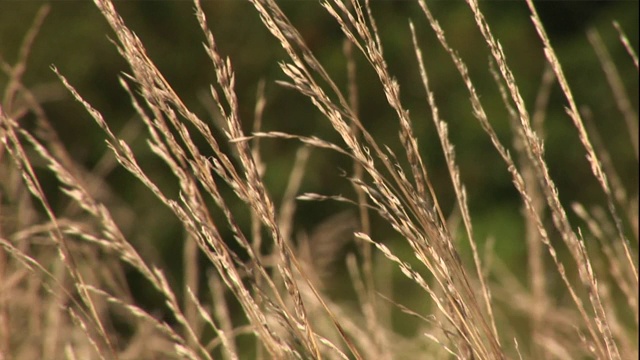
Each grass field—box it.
[1,1,638,359]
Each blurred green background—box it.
[1,0,638,347]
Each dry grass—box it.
[0,1,637,359]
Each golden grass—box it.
[0,1,637,359]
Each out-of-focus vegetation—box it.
[2,1,637,238]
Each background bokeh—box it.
[1,0,638,344]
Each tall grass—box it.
[0,1,637,359]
